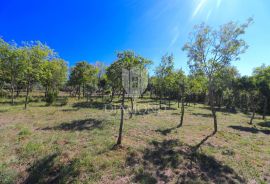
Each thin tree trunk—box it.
[159,94,162,109]
[83,83,85,98]
[102,90,104,102]
[129,97,134,119]
[16,89,20,98]
[78,85,81,100]
[24,82,30,109]
[250,107,255,125]
[45,85,48,98]
[263,97,268,120]
[177,96,180,108]
[11,81,14,105]
[110,90,115,103]
[209,86,217,134]
[178,96,185,127]
[116,89,125,145]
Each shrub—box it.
[59,97,68,106]
[45,92,58,105]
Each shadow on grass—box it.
[155,127,177,136]
[0,101,25,105]
[24,153,79,184]
[136,99,157,104]
[160,107,177,111]
[134,108,159,116]
[41,118,104,131]
[192,113,212,118]
[192,132,215,152]
[73,101,106,109]
[198,106,237,114]
[257,121,270,128]
[229,125,270,135]
[73,101,126,110]
[0,109,8,113]
[126,139,245,184]
[62,108,80,112]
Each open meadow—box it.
[1,96,269,184]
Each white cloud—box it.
[168,27,180,49]
[206,9,213,21]
[192,0,208,18]
[216,0,222,9]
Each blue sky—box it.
[0,0,270,75]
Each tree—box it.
[183,18,252,134]
[96,61,108,101]
[212,66,240,111]
[0,39,25,105]
[40,58,68,103]
[113,50,151,146]
[238,76,259,124]
[155,54,174,109]
[22,41,54,109]
[187,72,208,106]
[175,70,187,127]
[106,61,123,102]
[253,65,270,120]
[68,61,98,99]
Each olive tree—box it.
[21,41,54,109]
[111,51,151,146]
[253,65,270,120]
[40,58,68,103]
[0,39,25,105]
[183,18,252,134]
[155,54,174,109]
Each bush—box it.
[59,97,68,106]
[28,96,40,103]
[45,92,58,105]
[0,89,8,98]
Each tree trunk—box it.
[263,97,268,120]
[24,82,30,109]
[129,97,134,119]
[110,90,115,103]
[83,83,85,98]
[78,85,81,100]
[116,89,125,145]
[178,96,185,127]
[16,89,20,98]
[102,90,104,102]
[11,82,14,105]
[209,86,217,134]
[159,94,162,109]
[45,85,48,98]
[250,107,255,125]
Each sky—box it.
[0,0,270,75]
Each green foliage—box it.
[154,54,175,98]
[106,50,152,95]
[45,91,58,105]
[18,127,32,136]
[68,61,98,98]
[40,58,68,95]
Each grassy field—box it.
[0,96,270,184]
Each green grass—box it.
[0,96,270,183]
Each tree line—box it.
[1,18,270,145]
[0,39,67,108]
